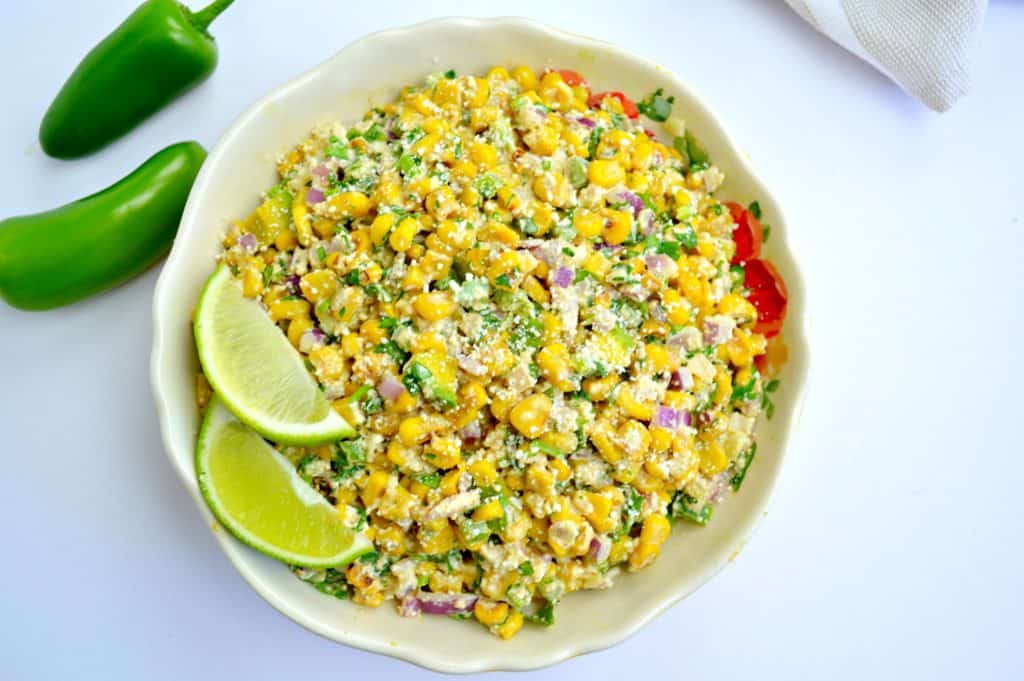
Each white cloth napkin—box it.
[784,0,987,111]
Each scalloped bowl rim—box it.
[151,16,809,674]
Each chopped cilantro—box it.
[676,225,698,250]
[748,201,762,220]
[730,443,757,491]
[587,127,601,160]
[656,240,681,260]
[730,373,759,403]
[380,315,398,329]
[443,69,456,79]
[495,273,512,288]
[475,173,501,199]
[637,88,674,122]
[670,491,713,526]
[374,340,410,366]
[518,561,534,576]
[316,246,327,261]
[762,224,772,242]
[524,600,556,626]
[398,153,421,176]
[417,472,442,489]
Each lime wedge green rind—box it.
[194,264,354,445]
[196,398,372,568]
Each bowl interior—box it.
[152,17,808,673]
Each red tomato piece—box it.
[744,258,788,338]
[587,91,639,119]
[724,201,763,264]
[550,68,589,89]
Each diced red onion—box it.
[608,189,644,216]
[576,116,596,129]
[709,473,729,503]
[553,266,573,288]
[652,151,664,166]
[284,274,301,296]
[655,405,681,430]
[588,536,611,563]
[414,591,478,616]
[681,409,693,427]
[669,367,694,391]
[596,242,622,252]
[399,595,421,618]
[311,165,330,181]
[703,318,732,345]
[238,233,258,254]
[299,328,326,354]
[460,420,482,443]
[644,254,677,279]
[643,127,657,140]
[457,353,487,377]
[378,373,405,400]
[307,187,325,204]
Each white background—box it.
[1,1,1021,679]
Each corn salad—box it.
[205,65,786,639]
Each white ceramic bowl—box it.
[151,16,809,674]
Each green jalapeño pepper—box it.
[39,0,234,158]
[0,142,206,310]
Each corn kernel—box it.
[389,217,420,252]
[495,610,524,639]
[413,291,455,321]
[602,208,632,245]
[509,394,552,438]
[287,315,314,348]
[399,416,430,446]
[589,159,625,188]
[268,298,310,322]
[299,269,338,304]
[474,599,509,626]
[574,210,603,238]
[327,191,370,218]
[473,499,505,522]
[511,65,538,90]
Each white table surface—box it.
[2,1,1021,678]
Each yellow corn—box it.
[299,269,338,304]
[327,191,370,218]
[602,208,632,245]
[474,599,509,626]
[473,499,505,522]
[574,210,603,238]
[268,298,310,322]
[536,343,574,391]
[286,315,314,348]
[589,159,625,188]
[413,291,455,321]
[509,394,552,438]
[370,213,397,244]
[495,611,524,639]
[511,65,538,90]
[398,416,430,446]
[389,217,420,252]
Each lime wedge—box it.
[194,264,353,445]
[196,398,372,568]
